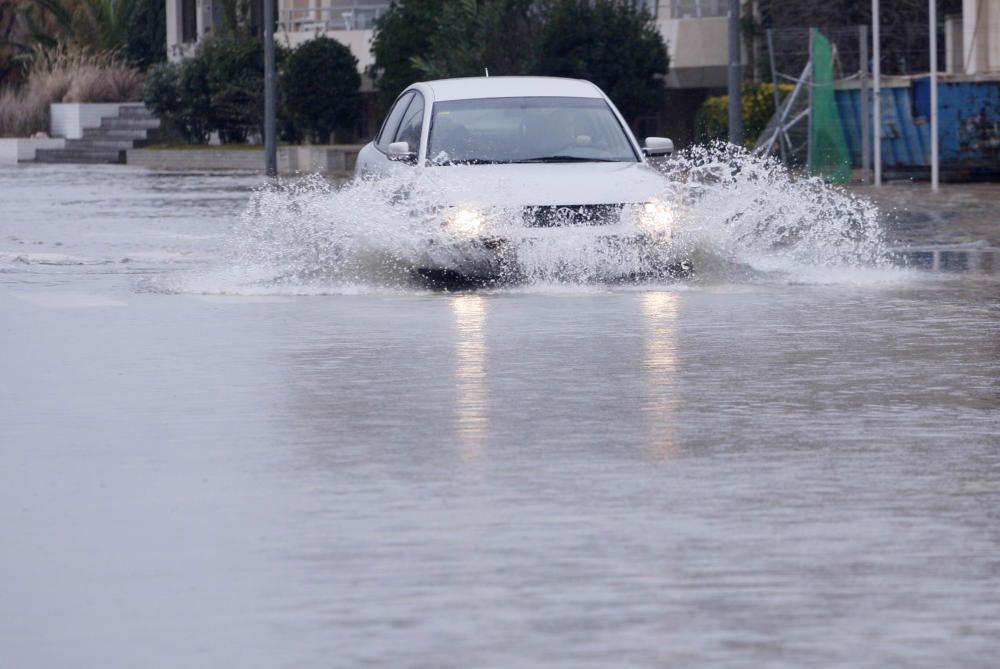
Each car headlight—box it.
[638,198,676,235]
[446,208,487,238]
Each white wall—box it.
[50,103,132,139]
[656,16,729,88]
[0,138,66,164]
[963,0,1000,74]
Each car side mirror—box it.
[642,137,674,158]
[388,141,416,163]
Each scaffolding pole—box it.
[860,24,871,184]
[807,28,815,172]
[873,0,882,186]
[766,29,788,163]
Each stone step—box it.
[34,105,160,164]
[117,105,155,118]
[65,138,138,150]
[35,148,124,164]
[82,127,150,140]
[100,118,160,131]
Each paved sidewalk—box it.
[849,181,1000,248]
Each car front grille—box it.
[522,204,625,228]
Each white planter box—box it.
[0,138,66,164]
[49,103,140,139]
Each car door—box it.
[356,90,425,178]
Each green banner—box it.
[810,31,852,183]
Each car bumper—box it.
[416,228,690,286]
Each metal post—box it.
[766,28,787,162]
[872,0,882,186]
[264,0,277,178]
[929,0,939,191]
[860,24,871,184]
[728,0,743,145]
[807,28,815,173]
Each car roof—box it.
[419,76,604,102]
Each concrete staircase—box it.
[35,105,160,164]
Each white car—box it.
[355,76,683,285]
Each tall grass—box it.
[0,47,144,137]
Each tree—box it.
[282,35,360,144]
[200,33,268,143]
[369,0,449,111]
[532,0,668,123]
[372,0,670,125]
[68,0,139,53]
[0,0,73,86]
[143,33,287,144]
[411,0,535,79]
[125,0,165,68]
[144,57,212,143]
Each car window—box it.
[376,91,415,151]
[392,92,425,154]
[427,97,638,165]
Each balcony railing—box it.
[279,1,389,32]
[666,0,727,19]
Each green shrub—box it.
[695,82,794,146]
[281,36,360,144]
[145,35,370,146]
[201,34,266,143]
[143,34,291,144]
[143,60,210,143]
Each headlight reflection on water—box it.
[452,294,488,461]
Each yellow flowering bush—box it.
[695,82,794,147]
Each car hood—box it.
[416,162,669,208]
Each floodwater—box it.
[1,162,998,668]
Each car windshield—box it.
[426,96,638,165]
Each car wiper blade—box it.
[513,156,619,163]
[437,158,511,165]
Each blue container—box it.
[834,77,1000,175]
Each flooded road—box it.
[2,164,999,667]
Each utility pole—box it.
[860,24,870,184]
[728,0,743,145]
[264,0,277,178]
[929,0,939,191]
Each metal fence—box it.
[764,23,946,83]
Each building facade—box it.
[164,0,732,87]
[163,0,734,142]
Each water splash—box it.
[218,143,889,293]
[662,143,888,280]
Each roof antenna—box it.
[484,67,489,77]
